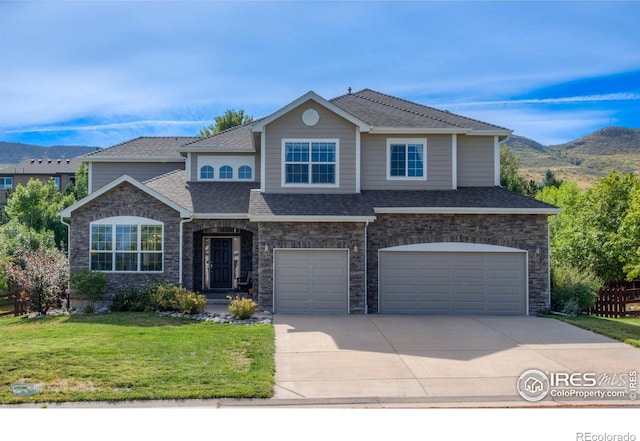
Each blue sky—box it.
[1,0,639,148]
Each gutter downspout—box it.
[59,214,71,310]
[547,213,560,309]
[179,216,194,286]
[364,220,369,314]
[59,215,71,260]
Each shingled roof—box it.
[143,170,259,214]
[330,89,509,132]
[179,120,263,152]
[142,170,558,218]
[84,137,197,161]
[0,157,83,174]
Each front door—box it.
[210,238,233,289]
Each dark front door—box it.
[210,238,233,289]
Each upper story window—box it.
[52,176,61,190]
[238,165,252,180]
[90,216,163,273]
[283,139,339,186]
[200,165,214,180]
[219,165,233,179]
[387,138,426,180]
[0,177,13,190]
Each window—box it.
[0,177,13,190]
[219,166,233,179]
[200,165,214,180]
[387,139,426,179]
[90,217,163,272]
[238,165,252,180]
[283,140,338,186]
[53,176,61,190]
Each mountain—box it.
[504,127,640,188]
[0,142,100,166]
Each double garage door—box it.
[273,244,527,315]
[379,244,527,314]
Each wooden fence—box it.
[591,281,640,318]
[0,290,27,317]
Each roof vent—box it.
[30,159,35,164]
[348,87,352,94]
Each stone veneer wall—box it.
[366,214,550,314]
[183,220,258,294]
[68,182,182,296]
[257,222,367,313]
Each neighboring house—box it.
[0,157,83,203]
[60,89,559,315]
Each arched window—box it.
[238,165,252,180]
[200,165,214,180]
[219,165,233,179]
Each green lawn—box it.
[0,312,275,404]
[553,315,640,348]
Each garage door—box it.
[379,243,527,315]
[274,249,349,314]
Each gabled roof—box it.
[177,121,261,153]
[59,174,191,218]
[331,89,511,135]
[0,157,82,175]
[83,137,196,162]
[252,91,371,132]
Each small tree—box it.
[199,109,253,137]
[5,247,69,314]
[70,269,107,311]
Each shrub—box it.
[228,295,257,319]
[551,265,603,314]
[110,284,155,312]
[150,282,180,311]
[150,283,205,314]
[4,246,69,314]
[70,269,107,308]
[175,289,206,315]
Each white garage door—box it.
[379,243,527,315]
[274,249,349,314]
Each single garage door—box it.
[379,243,527,315]
[274,249,349,314]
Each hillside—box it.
[504,127,640,188]
[0,142,99,166]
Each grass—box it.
[0,312,275,404]
[553,315,640,348]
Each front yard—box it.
[553,315,640,348]
[0,312,275,404]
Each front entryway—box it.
[204,237,239,290]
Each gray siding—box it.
[360,134,453,190]
[264,100,357,193]
[90,162,184,192]
[457,135,495,187]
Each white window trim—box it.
[89,216,164,273]
[281,138,340,188]
[386,138,427,181]
[197,155,255,182]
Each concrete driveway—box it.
[271,315,640,407]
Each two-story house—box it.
[60,89,559,315]
[0,157,83,203]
